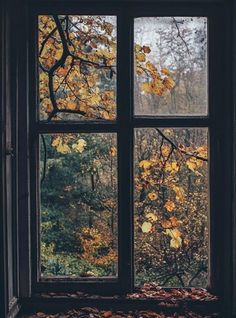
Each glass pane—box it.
[38,16,117,121]
[134,17,207,116]
[40,133,118,278]
[134,128,208,287]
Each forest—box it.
[38,15,208,287]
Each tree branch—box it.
[155,128,208,162]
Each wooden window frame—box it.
[1,0,235,317]
[28,0,234,297]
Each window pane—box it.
[40,133,118,278]
[38,16,117,121]
[134,128,208,287]
[134,17,207,116]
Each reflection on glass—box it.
[40,133,118,278]
[134,17,208,116]
[134,128,208,287]
[38,16,117,121]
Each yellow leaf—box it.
[90,94,101,105]
[51,136,61,147]
[140,82,152,94]
[141,221,152,233]
[135,44,142,52]
[161,144,170,158]
[172,185,185,202]
[72,139,87,153]
[171,161,179,171]
[165,228,182,239]
[145,62,159,76]
[101,111,110,120]
[136,52,146,62]
[139,160,152,169]
[161,68,170,76]
[109,146,117,157]
[55,49,63,60]
[148,192,158,201]
[146,212,158,222]
[164,200,175,212]
[170,236,182,249]
[57,141,71,154]
[67,101,77,110]
[163,77,175,89]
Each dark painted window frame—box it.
[1,0,235,317]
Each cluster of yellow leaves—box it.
[139,160,152,170]
[51,135,86,154]
[165,228,182,249]
[135,44,175,97]
[39,16,117,120]
[39,16,176,121]
[186,156,204,172]
[52,136,71,154]
[78,227,117,266]
[161,216,182,229]
[72,139,87,153]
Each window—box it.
[1,1,235,317]
[29,4,224,295]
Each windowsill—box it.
[19,286,220,317]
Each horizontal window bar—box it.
[36,122,118,133]
[133,117,210,127]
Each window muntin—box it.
[38,15,117,121]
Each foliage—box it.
[39,15,175,121]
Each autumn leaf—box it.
[170,236,182,249]
[146,212,158,222]
[51,136,61,147]
[142,46,151,54]
[72,139,87,153]
[161,68,170,75]
[186,157,197,171]
[141,221,152,233]
[139,160,152,169]
[67,101,77,110]
[161,144,171,158]
[163,77,175,89]
[171,161,179,171]
[169,216,182,227]
[109,146,117,157]
[136,52,146,62]
[148,192,158,201]
[165,228,182,239]
[57,141,71,154]
[161,219,172,229]
[172,185,185,202]
[164,200,175,212]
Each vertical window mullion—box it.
[117,9,134,292]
